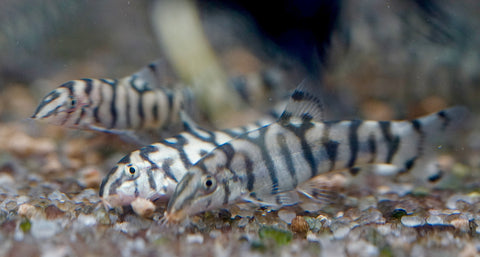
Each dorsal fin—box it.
[278,79,325,124]
[132,59,177,89]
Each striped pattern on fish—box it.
[31,77,193,132]
[164,82,468,222]
[99,118,274,208]
[31,60,286,135]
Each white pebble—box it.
[277,210,297,224]
[48,190,69,203]
[186,233,204,244]
[426,215,444,225]
[306,231,321,243]
[446,194,472,210]
[77,214,97,227]
[401,215,425,227]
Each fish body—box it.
[31,60,287,136]
[31,61,194,133]
[99,118,273,208]
[165,83,468,222]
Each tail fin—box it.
[390,106,469,184]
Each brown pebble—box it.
[45,205,65,220]
[131,198,155,218]
[291,216,309,234]
[450,218,470,232]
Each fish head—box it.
[99,150,176,208]
[164,166,226,223]
[31,80,91,127]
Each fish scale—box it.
[164,80,468,223]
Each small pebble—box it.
[357,208,385,225]
[45,205,65,220]
[131,198,155,218]
[304,216,323,233]
[306,231,321,243]
[5,200,17,210]
[77,214,97,226]
[401,215,425,227]
[48,190,70,203]
[186,233,204,244]
[0,173,15,189]
[426,215,444,225]
[291,216,309,234]
[17,204,36,219]
[278,210,297,224]
[450,218,470,232]
[446,194,473,210]
[331,223,352,239]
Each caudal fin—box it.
[391,106,469,184]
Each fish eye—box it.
[124,164,139,178]
[71,99,77,107]
[202,175,216,192]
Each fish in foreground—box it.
[99,118,274,208]
[164,81,468,223]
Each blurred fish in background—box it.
[1,0,479,123]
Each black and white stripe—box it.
[165,106,468,221]
[32,60,288,139]
[99,116,276,207]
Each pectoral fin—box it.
[241,190,301,208]
[296,176,341,204]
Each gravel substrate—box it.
[0,119,479,256]
[1,1,480,256]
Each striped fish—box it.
[164,81,468,223]
[31,60,286,137]
[99,117,274,208]
[31,60,193,134]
